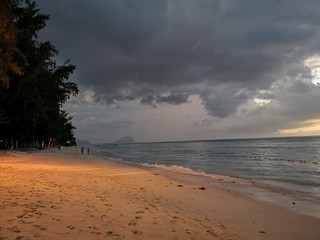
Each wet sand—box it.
[0,148,319,240]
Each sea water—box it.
[94,136,320,218]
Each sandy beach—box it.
[0,148,319,240]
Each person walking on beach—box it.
[87,148,90,155]
[81,147,83,154]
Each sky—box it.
[37,0,320,143]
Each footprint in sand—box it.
[132,230,143,235]
[220,224,227,229]
[14,235,29,240]
[170,219,177,224]
[7,226,20,233]
[50,205,61,209]
[18,220,33,225]
[32,225,47,231]
[33,233,41,238]
[128,220,137,226]
[16,210,28,219]
[88,226,98,230]
[101,215,108,222]
[67,225,76,230]
[206,229,218,237]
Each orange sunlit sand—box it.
[0,148,320,240]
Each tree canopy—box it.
[0,0,79,149]
[0,0,23,88]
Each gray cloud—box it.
[140,93,189,106]
[38,0,320,118]
[200,87,252,118]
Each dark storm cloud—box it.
[38,0,320,117]
[200,87,251,118]
[140,93,189,106]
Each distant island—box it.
[114,136,135,144]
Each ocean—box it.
[93,136,320,218]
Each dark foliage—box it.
[0,0,78,149]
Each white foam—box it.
[141,163,248,184]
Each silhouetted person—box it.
[87,148,90,155]
[81,147,83,154]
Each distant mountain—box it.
[76,138,92,146]
[114,136,135,144]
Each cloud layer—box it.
[37,0,320,142]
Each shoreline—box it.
[141,161,320,219]
[1,148,320,239]
[94,147,320,220]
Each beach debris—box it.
[259,231,266,234]
[198,187,206,190]
[177,184,184,187]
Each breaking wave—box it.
[141,163,247,184]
